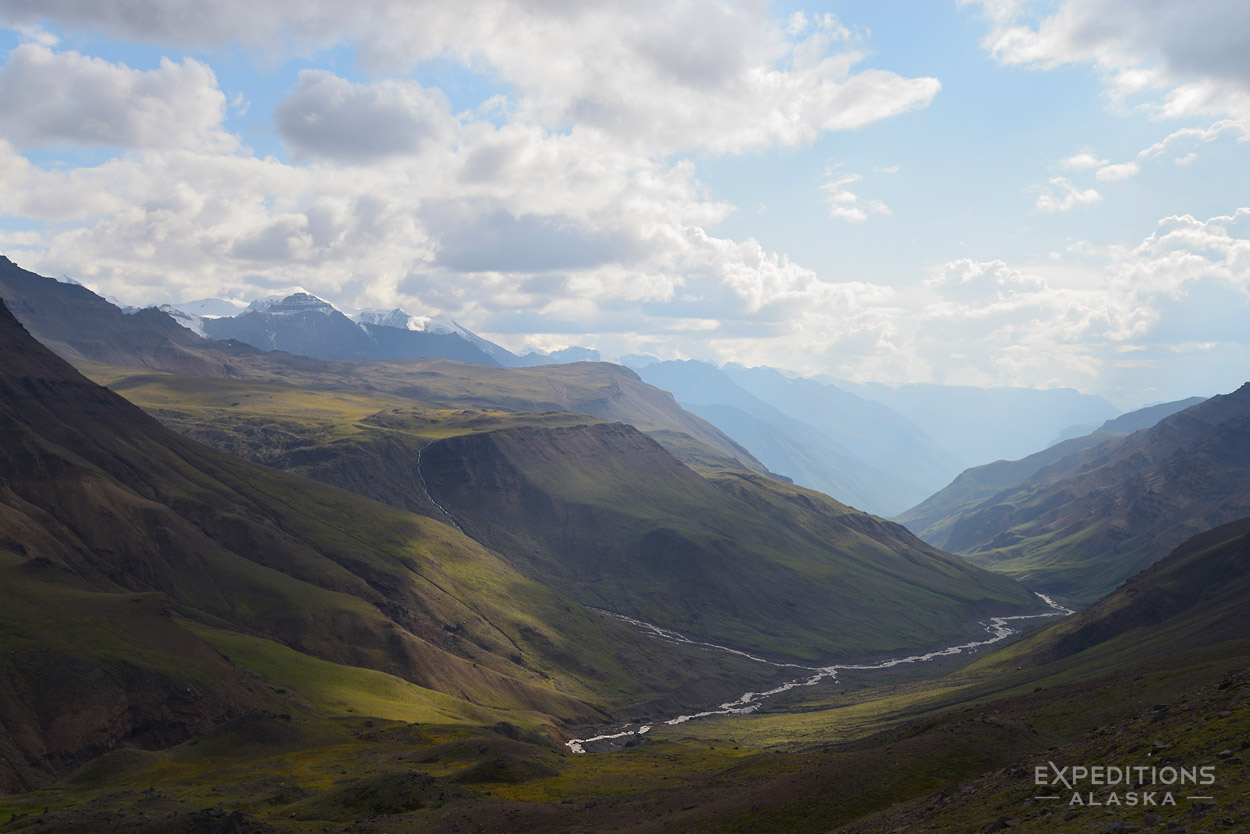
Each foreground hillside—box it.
[4,415,1247,832]
[0,299,797,791]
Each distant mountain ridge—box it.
[164,291,601,368]
[0,259,771,477]
[910,385,1250,602]
[828,378,1119,469]
[899,395,1208,545]
[200,293,506,365]
[625,360,956,515]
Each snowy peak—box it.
[243,289,335,316]
[356,308,422,331]
[423,314,477,340]
[157,304,208,337]
[165,297,250,319]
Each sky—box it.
[0,1,1248,409]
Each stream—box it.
[566,593,1073,753]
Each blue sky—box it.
[1,1,1248,408]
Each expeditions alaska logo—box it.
[1033,761,1217,807]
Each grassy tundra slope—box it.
[79,364,1044,664]
[0,298,800,792]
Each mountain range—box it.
[2,254,1249,832]
[901,386,1250,602]
[0,262,1046,789]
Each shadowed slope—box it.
[0,299,793,790]
[420,423,1042,663]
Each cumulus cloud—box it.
[966,0,1250,121]
[3,1,938,156]
[1095,161,1140,181]
[274,71,456,162]
[1033,177,1101,212]
[0,43,229,150]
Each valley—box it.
[0,262,1247,834]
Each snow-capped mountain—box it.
[165,297,250,319]
[151,291,601,368]
[242,290,336,317]
[157,304,208,337]
[356,308,422,330]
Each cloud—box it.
[1095,161,1139,181]
[430,208,643,273]
[0,43,230,150]
[819,171,891,223]
[274,71,456,162]
[1033,177,1101,212]
[966,0,1250,122]
[4,1,939,156]
[1059,151,1108,170]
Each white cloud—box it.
[967,0,1250,121]
[274,71,456,162]
[1033,176,1101,212]
[1059,151,1108,170]
[819,171,891,223]
[3,1,938,157]
[0,44,230,150]
[1095,161,1139,181]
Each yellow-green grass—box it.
[188,624,507,726]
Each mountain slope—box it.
[419,422,1043,662]
[0,256,254,374]
[898,395,1208,542]
[928,383,1250,601]
[0,298,787,790]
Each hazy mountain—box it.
[827,378,1119,468]
[916,385,1250,602]
[627,360,944,515]
[513,345,602,365]
[899,395,1209,544]
[1046,396,1205,446]
[722,364,960,504]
